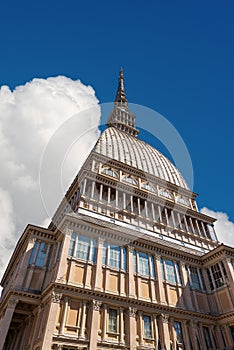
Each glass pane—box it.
[175,262,182,284]
[165,259,176,283]
[149,255,156,278]
[35,242,48,267]
[76,235,90,261]
[90,239,97,262]
[133,250,137,273]
[102,241,107,265]
[109,244,120,268]
[138,252,149,276]
[108,309,117,333]
[160,258,165,281]
[190,267,201,290]
[143,315,152,338]
[122,247,127,271]
[68,232,76,256]
[174,321,183,343]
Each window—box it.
[138,252,150,276]
[109,244,120,269]
[161,258,182,284]
[108,309,117,333]
[76,235,90,260]
[29,241,50,268]
[143,315,152,338]
[102,242,126,271]
[189,267,202,290]
[206,268,214,290]
[174,321,183,344]
[141,182,155,192]
[177,196,189,206]
[122,175,138,186]
[133,251,156,278]
[68,233,96,263]
[159,189,173,200]
[101,167,118,178]
[211,263,224,288]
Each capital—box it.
[92,299,102,311]
[51,292,62,303]
[128,307,137,318]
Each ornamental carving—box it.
[128,307,137,318]
[51,292,62,304]
[160,313,169,323]
[92,300,102,311]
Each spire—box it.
[115,67,128,107]
[107,68,139,137]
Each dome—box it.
[94,126,189,190]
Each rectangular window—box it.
[138,252,149,276]
[207,268,214,290]
[190,266,201,290]
[122,247,127,270]
[175,262,182,284]
[108,309,117,333]
[174,321,183,343]
[160,258,165,281]
[149,255,156,278]
[35,242,48,267]
[109,244,120,269]
[133,250,137,273]
[143,315,152,338]
[102,241,107,265]
[165,259,176,283]
[211,263,224,288]
[76,235,90,260]
[68,232,76,256]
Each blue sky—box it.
[1,0,234,221]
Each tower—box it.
[1,70,234,350]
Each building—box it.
[1,69,234,350]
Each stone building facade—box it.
[1,70,234,350]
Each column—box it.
[59,296,69,335]
[41,292,62,350]
[182,320,192,350]
[159,313,171,350]
[155,254,166,304]
[222,324,233,347]
[180,261,193,310]
[153,314,159,349]
[188,320,199,350]
[79,301,87,339]
[56,227,73,283]
[14,237,35,289]
[127,307,137,350]
[169,317,176,349]
[119,307,124,344]
[89,300,102,350]
[0,299,18,350]
[197,322,207,350]
[138,311,143,345]
[94,237,104,290]
[127,245,135,298]
[101,304,108,341]
[213,325,225,349]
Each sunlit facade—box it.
[1,70,234,350]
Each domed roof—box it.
[94,126,189,190]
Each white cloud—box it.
[0,76,100,280]
[201,207,234,247]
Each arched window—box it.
[122,175,138,186]
[159,189,173,200]
[101,167,118,179]
[177,196,190,206]
[141,182,156,192]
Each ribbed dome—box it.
[94,126,189,190]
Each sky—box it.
[0,0,234,278]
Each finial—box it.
[115,67,128,107]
